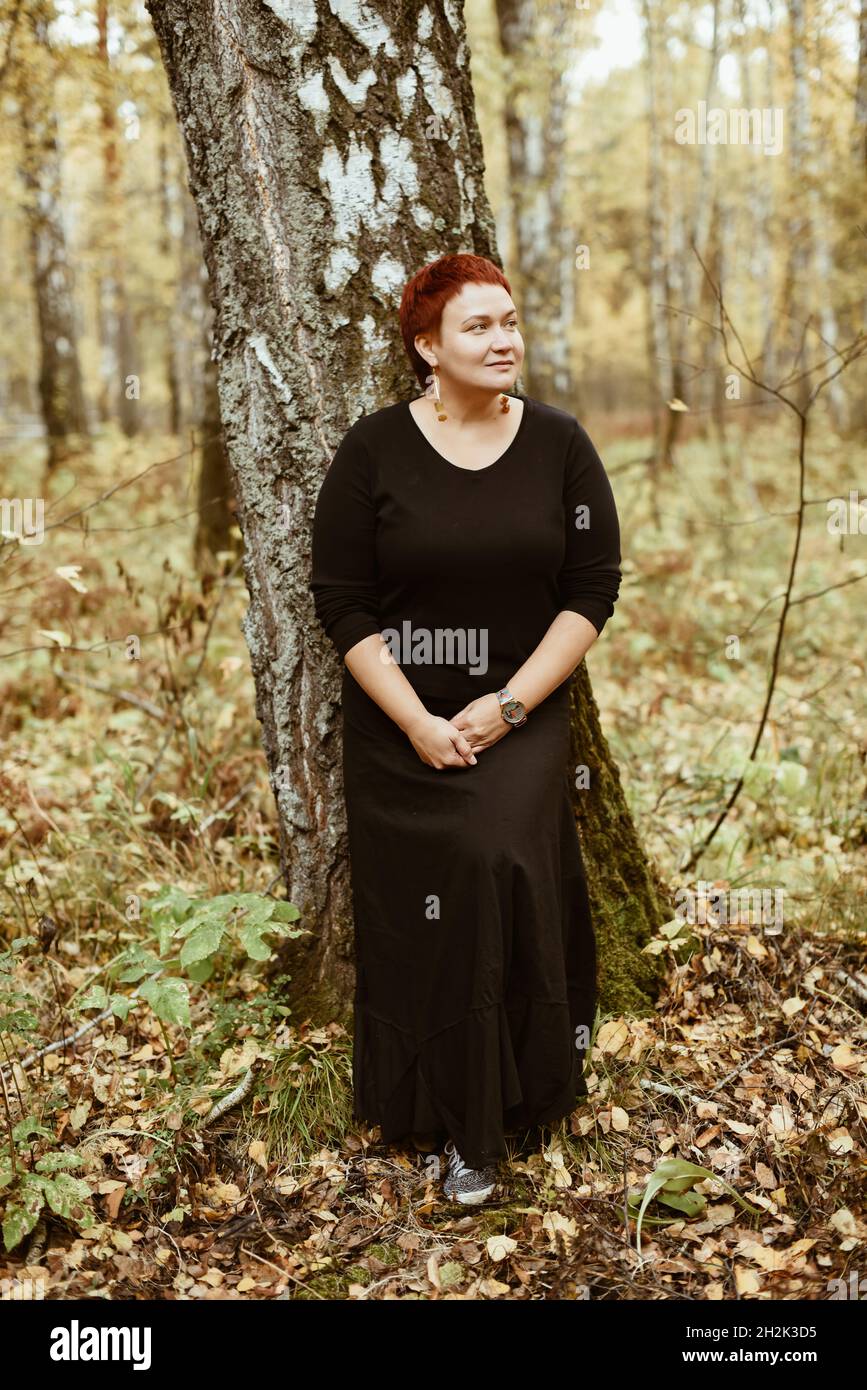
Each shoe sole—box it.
[443,1182,498,1205]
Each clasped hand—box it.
[405,692,512,769]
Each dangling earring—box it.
[431,365,447,422]
[499,393,511,413]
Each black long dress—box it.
[309,393,622,1168]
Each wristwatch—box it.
[496,686,528,728]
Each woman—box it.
[309,253,622,1205]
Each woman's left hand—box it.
[449,693,513,753]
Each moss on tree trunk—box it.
[568,663,670,1016]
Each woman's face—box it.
[416,282,525,395]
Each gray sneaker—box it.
[442,1139,500,1204]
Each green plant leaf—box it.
[147,884,196,924]
[634,1161,678,1254]
[184,956,215,985]
[12,1116,53,1145]
[2,1184,44,1252]
[633,1157,762,1255]
[138,975,190,1028]
[224,896,276,932]
[173,903,222,938]
[272,902,301,922]
[625,1194,682,1227]
[655,1188,706,1218]
[156,917,176,957]
[238,920,279,961]
[34,1152,84,1173]
[73,984,109,1013]
[173,895,251,938]
[10,935,39,953]
[179,919,225,969]
[0,1008,39,1032]
[116,944,163,984]
[31,1170,93,1220]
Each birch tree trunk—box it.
[13,0,90,470]
[783,0,818,414]
[785,0,846,426]
[640,0,675,493]
[95,0,139,438]
[145,0,667,1022]
[739,0,776,395]
[852,0,867,430]
[853,0,867,171]
[663,0,721,463]
[494,0,574,412]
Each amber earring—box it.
[430,366,447,422]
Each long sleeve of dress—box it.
[556,420,622,636]
[309,424,382,660]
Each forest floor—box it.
[0,411,864,1300]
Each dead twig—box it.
[55,670,169,722]
[0,970,164,1078]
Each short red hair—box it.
[399,253,512,390]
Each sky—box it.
[572,0,861,93]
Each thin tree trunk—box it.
[194,303,236,569]
[146,0,667,1023]
[704,192,745,557]
[13,0,89,470]
[157,115,182,436]
[735,0,777,396]
[757,0,779,387]
[853,0,867,171]
[663,0,721,467]
[96,0,139,437]
[641,0,674,521]
[494,0,575,413]
[176,175,237,568]
[786,0,845,426]
[851,0,867,430]
[178,184,205,431]
[783,0,815,413]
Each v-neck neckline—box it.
[405,395,531,474]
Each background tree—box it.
[857,0,867,169]
[641,0,676,483]
[494,0,576,412]
[156,110,182,437]
[10,0,89,469]
[94,0,139,437]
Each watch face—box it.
[502,699,526,724]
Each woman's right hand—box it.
[404,712,478,769]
